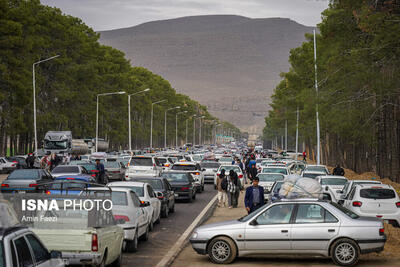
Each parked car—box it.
[104,161,126,181]
[5,156,28,169]
[107,181,161,230]
[261,166,290,176]
[51,165,91,178]
[304,164,330,174]
[190,199,386,266]
[1,169,53,193]
[200,161,220,184]
[74,162,102,180]
[338,180,383,204]
[214,165,244,189]
[257,173,285,196]
[43,175,97,195]
[162,171,196,202]
[287,161,306,174]
[218,156,233,165]
[171,162,205,192]
[301,170,327,179]
[0,157,18,174]
[125,156,162,180]
[316,175,348,200]
[265,180,284,203]
[130,176,175,218]
[30,197,124,266]
[343,184,400,227]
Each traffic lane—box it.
[122,184,217,267]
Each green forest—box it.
[0,0,240,155]
[263,0,400,180]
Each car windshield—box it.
[262,168,287,174]
[158,158,167,164]
[360,189,396,199]
[52,166,79,174]
[130,157,153,166]
[104,162,120,168]
[321,178,347,186]
[162,173,188,182]
[7,170,39,180]
[171,165,196,171]
[192,155,202,161]
[49,181,88,190]
[258,174,284,182]
[44,140,68,149]
[303,173,323,179]
[201,162,220,168]
[219,158,232,162]
[306,166,326,172]
[133,179,163,190]
[111,186,144,197]
[220,166,240,172]
[331,202,359,219]
[238,204,268,222]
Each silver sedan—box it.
[190,199,386,266]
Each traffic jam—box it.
[0,142,397,267]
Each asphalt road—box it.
[122,183,217,267]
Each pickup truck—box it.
[30,198,124,266]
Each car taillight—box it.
[1,184,9,188]
[92,234,98,251]
[12,161,18,163]
[193,172,200,175]
[396,202,400,208]
[11,164,15,167]
[352,201,362,207]
[114,215,130,222]
[379,228,384,236]
[91,170,99,173]
[66,178,75,180]
[165,163,170,167]
[157,193,164,200]
[91,174,96,177]
[29,184,38,187]
[45,190,51,195]
[181,187,189,190]
[238,174,243,178]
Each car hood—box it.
[196,219,243,232]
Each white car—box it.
[125,156,162,179]
[287,161,306,174]
[261,166,289,176]
[338,179,382,202]
[107,181,161,230]
[304,164,330,174]
[0,157,18,174]
[51,165,91,178]
[316,175,348,200]
[301,170,327,179]
[257,173,285,199]
[214,165,244,188]
[200,161,221,184]
[343,184,400,227]
[218,157,233,165]
[170,162,205,192]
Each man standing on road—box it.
[245,177,264,214]
[216,169,227,207]
[249,164,258,183]
[227,170,240,209]
[333,164,345,176]
[302,151,307,162]
[95,159,105,184]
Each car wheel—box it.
[111,247,123,267]
[140,226,149,241]
[188,193,193,203]
[162,204,169,218]
[169,203,175,213]
[192,192,196,200]
[149,217,154,231]
[207,236,237,264]
[202,184,205,192]
[155,211,161,224]
[125,230,138,252]
[330,238,359,266]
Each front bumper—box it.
[190,238,208,255]
[61,251,102,265]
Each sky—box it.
[41,0,330,31]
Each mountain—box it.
[99,15,313,134]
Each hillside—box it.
[99,15,313,133]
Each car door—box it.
[244,204,295,251]
[343,188,357,210]
[147,185,160,220]
[25,233,55,267]
[164,180,174,206]
[291,204,339,250]
[131,192,147,235]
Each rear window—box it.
[104,162,120,168]
[360,189,396,199]
[306,166,327,172]
[321,178,347,186]
[158,158,167,164]
[111,186,144,197]
[7,170,39,180]
[262,168,287,174]
[133,179,163,190]
[52,166,79,174]
[162,173,189,182]
[50,182,87,190]
[130,157,153,166]
[201,162,220,168]
[258,174,284,182]
[220,166,240,172]
[79,164,96,171]
[172,165,196,171]
[112,192,128,206]
[331,202,359,219]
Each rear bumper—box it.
[204,175,214,183]
[357,237,386,254]
[61,251,102,265]
[174,191,191,200]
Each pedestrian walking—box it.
[249,164,258,183]
[333,164,345,176]
[241,158,247,184]
[244,177,264,214]
[302,151,307,162]
[26,153,35,168]
[95,159,106,184]
[216,169,227,207]
[227,170,240,208]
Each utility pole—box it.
[295,107,299,159]
[314,29,321,165]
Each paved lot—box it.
[122,184,217,267]
[173,188,399,267]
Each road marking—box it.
[155,194,218,267]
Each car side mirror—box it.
[116,218,126,224]
[202,168,206,171]
[156,192,163,198]
[140,201,150,207]
[249,220,258,226]
[338,200,345,206]
[50,250,62,259]
[325,186,329,191]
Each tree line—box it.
[263,0,400,181]
[0,0,240,155]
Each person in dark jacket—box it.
[244,177,265,214]
[249,164,258,183]
[333,164,345,176]
[227,170,240,208]
[95,159,106,184]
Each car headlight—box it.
[192,232,198,239]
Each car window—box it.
[348,188,356,200]
[171,165,196,171]
[200,162,220,168]
[134,179,163,190]
[130,192,141,207]
[295,204,338,224]
[14,236,34,267]
[360,188,396,199]
[147,185,155,198]
[331,202,359,219]
[111,192,128,206]
[255,204,295,225]
[25,234,50,263]
[104,162,120,168]
[52,166,79,174]
[7,170,39,180]
[262,168,287,174]
[257,174,284,182]
[111,186,144,197]
[321,178,347,186]
[130,157,153,166]
[162,173,189,182]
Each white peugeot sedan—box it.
[316,175,348,200]
[107,181,161,231]
[343,184,400,227]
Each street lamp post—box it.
[192,115,198,145]
[32,54,60,155]
[128,88,150,151]
[314,29,321,165]
[176,111,187,148]
[165,106,180,149]
[198,116,205,146]
[96,91,126,152]
[150,99,167,150]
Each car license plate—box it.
[174,194,178,197]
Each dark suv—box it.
[162,171,196,203]
[131,176,175,218]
